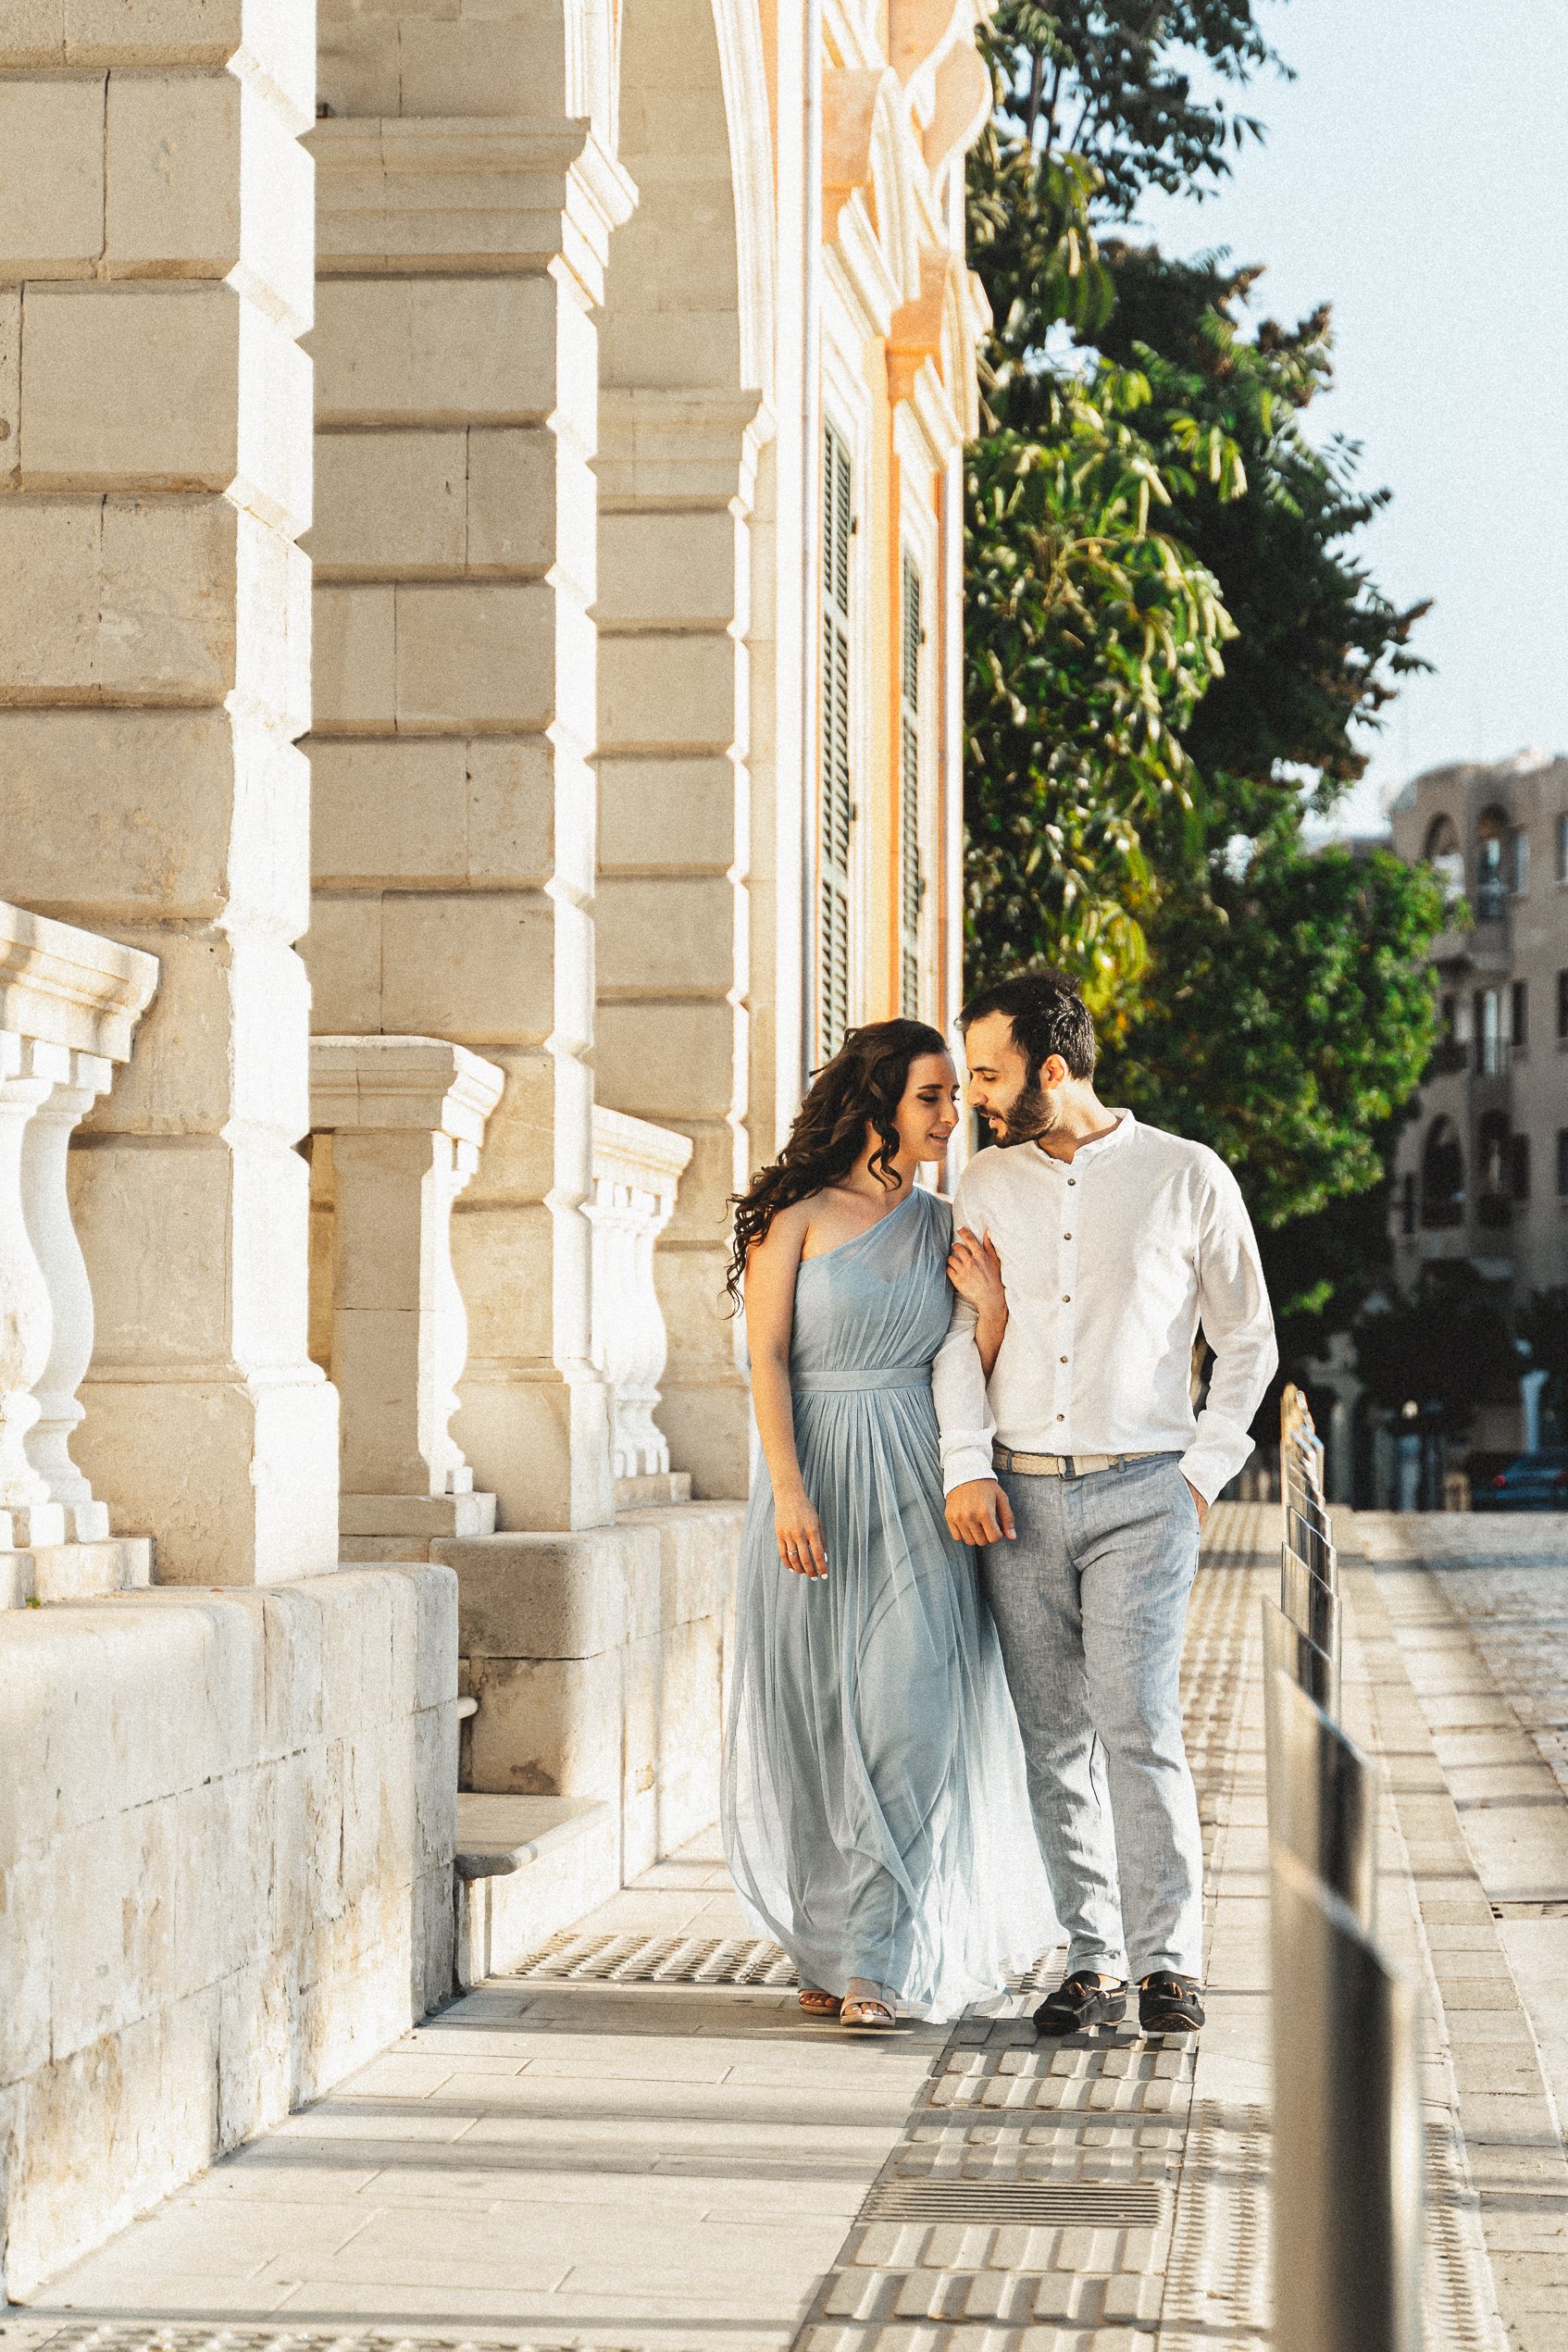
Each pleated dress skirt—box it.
[721,1185,1056,2020]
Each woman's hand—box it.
[949,1226,1006,1320]
[775,1487,828,1578]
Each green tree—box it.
[965,0,1443,1274]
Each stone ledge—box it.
[0,897,157,1061]
[0,1536,152,1608]
[454,1791,609,1881]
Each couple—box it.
[720,973,1276,2033]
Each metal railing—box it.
[1267,1385,1424,2352]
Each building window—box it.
[1475,987,1506,1076]
[1512,827,1531,895]
[1557,811,1568,884]
[1474,808,1509,922]
[1512,1133,1531,1202]
[1424,814,1464,903]
[1477,1111,1512,1227]
[1512,979,1528,1053]
[1558,969,1568,1043]
[1421,1117,1464,1227]
[818,420,853,1061]
[1558,1129,1568,1199]
[899,553,924,1020]
[1399,1171,1416,1235]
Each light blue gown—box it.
[721,1186,1057,2019]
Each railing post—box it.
[310,1036,504,1558]
[0,902,158,1599]
[1270,1849,1424,2352]
[588,1107,694,1502]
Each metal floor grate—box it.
[507,1927,1068,1997]
[25,2333,638,2352]
[859,2179,1168,2227]
[509,1929,798,1985]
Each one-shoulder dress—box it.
[721,1185,1056,2019]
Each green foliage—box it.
[964,372,1236,1002]
[1098,839,1445,1227]
[964,0,1442,1286]
[984,1,1284,222]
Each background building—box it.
[1388,753,1568,1454]
[0,0,993,2299]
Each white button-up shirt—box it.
[932,1111,1277,1503]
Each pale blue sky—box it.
[1129,0,1568,837]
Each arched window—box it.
[1475,807,1510,921]
[1476,1112,1512,1228]
[1423,814,1464,903]
[1420,1117,1465,1228]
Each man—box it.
[933,972,1276,2035]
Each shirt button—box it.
[1062,1294,1071,1303]
[1064,1232,1072,1240]
[1056,1413,1065,1422]
[1060,1356,1068,1364]
[1067,1178,1076,1187]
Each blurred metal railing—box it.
[1266,1384,1423,2352]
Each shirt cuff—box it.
[1179,1440,1250,1507]
[942,1445,997,1496]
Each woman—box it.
[720,1020,1054,2028]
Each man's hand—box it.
[947,1478,1016,1547]
[1184,1477,1210,1529]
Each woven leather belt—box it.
[993,1443,1163,1477]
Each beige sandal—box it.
[798,1986,840,2017]
[840,1985,897,2032]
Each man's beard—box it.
[989,1071,1059,1147]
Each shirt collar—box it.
[1032,1109,1137,1171]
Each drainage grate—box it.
[859,2180,1168,2228]
[510,1929,799,1985]
[509,1927,1068,1997]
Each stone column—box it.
[0,3,339,1584]
[306,68,635,1536]
[309,1035,504,1559]
[587,1104,693,1501]
[595,395,764,1499]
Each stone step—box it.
[454,1792,618,1990]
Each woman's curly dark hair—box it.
[725,1019,950,1310]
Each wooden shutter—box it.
[819,422,854,1059]
[899,554,923,1018]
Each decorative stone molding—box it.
[588,1107,693,1488]
[822,66,922,314]
[0,901,157,1600]
[310,1036,505,1558]
[309,118,637,303]
[923,41,993,175]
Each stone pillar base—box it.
[615,1471,693,1509]
[0,1536,153,1609]
[341,1489,498,1564]
[436,1500,743,1884]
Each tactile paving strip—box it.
[507,1927,1076,1997]
[26,2333,638,2352]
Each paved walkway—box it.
[6,1506,1568,2351]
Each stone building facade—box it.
[0,0,992,2301]
[1388,754,1568,1453]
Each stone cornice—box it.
[310,1035,505,1149]
[0,902,158,1064]
[592,1105,694,1195]
[596,388,774,510]
[308,118,637,305]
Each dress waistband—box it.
[792,1369,931,1396]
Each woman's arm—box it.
[743,1207,829,1577]
[948,1225,1009,1378]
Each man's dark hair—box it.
[958,972,1097,1080]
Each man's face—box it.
[962,1012,1065,1145]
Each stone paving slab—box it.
[15,1506,1562,2352]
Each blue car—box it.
[1475,1449,1568,1511]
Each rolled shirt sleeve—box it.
[1180,1159,1278,1503]
[932,1171,998,1493]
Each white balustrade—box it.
[0,901,158,1589]
[588,1108,693,1489]
[310,1037,505,1556]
